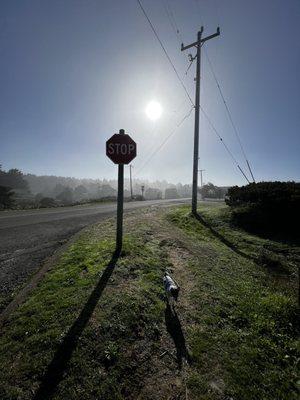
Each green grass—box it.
[0,217,169,400]
[0,204,299,400]
[201,204,299,272]
[167,205,299,400]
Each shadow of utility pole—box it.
[194,212,256,263]
[165,303,191,369]
[33,249,120,400]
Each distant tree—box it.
[145,187,162,200]
[39,197,56,208]
[98,184,116,198]
[165,188,179,199]
[199,182,222,199]
[0,186,14,209]
[35,193,44,202]
[52,183,67,197]
[56,187,73,204]
[124,189,131,199]
[177,184,192,198]
[74,185,88,200]
[0,168,29,192]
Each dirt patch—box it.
[119,208,200,399]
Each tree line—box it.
[0,164,229,210]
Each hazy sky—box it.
[0,0,299,186]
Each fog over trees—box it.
[0,164,228,209]
[23,172,191,200]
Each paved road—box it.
[0,199,190,311]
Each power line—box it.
[178,2,252,184]
[161,0,197,81]
[162,0,182,45]
[163,0,184,43]
[134,106,194,177]
[200,106,251,184]
[204,47,255,182]
[136,0,194,106]
[136,0,251,184]
[204,48,247,158]
[137,99,188,166]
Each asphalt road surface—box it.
[0,199,190,311]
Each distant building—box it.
[165,188,179,199]
[177,184,192,198]
[145,188,162,200]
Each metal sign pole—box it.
[106,128,136,253]
[116,129,125,252]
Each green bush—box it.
[225,182,300,238]
[39,197,57,208]
[0,186,14,209]
[226,181,299,207]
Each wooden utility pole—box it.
[181,27,220,215]
[199,169,205,188]
[141,185,145,200]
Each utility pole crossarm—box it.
[201,28,220,44]
[181,27,220,52]
[181,41,198,51]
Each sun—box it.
[145,101,162,121]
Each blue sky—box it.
[0,0,299,186]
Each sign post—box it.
[106,129,137,252]
[116,153,124,252]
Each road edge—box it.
[0,218,112,328]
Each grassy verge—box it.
[0,204,299,400]
[0,214,170,400]
[167,205,299,400]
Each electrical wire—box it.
[136,0,194,106]
[163,0,184,43]
[204,47,255,182]
[162,0,182,46]
[161,0,195,76]
[200,106,251,184]
[134,106,194,177]
[185,54,196,75]
[136,0,251,184]
[191,0,252,184]
[137,97,191,169]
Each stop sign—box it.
[106,133,137,164]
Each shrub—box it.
[0,186,14,209]
[225,182,300,237]
[39,197,56,208]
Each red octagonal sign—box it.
[106,133,137,165]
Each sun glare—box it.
[145,101,162,121]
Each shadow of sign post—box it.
[33,250,120,400]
